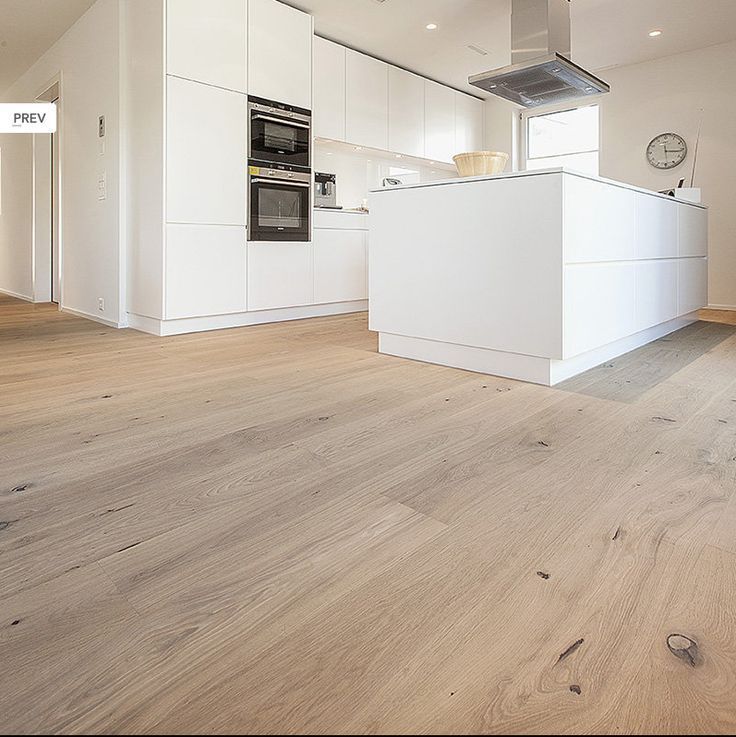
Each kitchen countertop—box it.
[370,166,707,209]
[313,207,369,214]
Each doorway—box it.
[36,80,60,304]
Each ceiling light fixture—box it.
[425,23,438,30]
[648,29,662,37]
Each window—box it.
[524,104,599,175]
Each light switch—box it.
[97,172,106,200]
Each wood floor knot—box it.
[557,638,585,664]
[666,633,702,667]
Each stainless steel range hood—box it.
[469,0,609,108]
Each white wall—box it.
[599,40,736,310]
[0,0,123,323]
[313,144,452,209]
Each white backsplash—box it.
[313,143,456,209]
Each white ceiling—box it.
[1,0,736,98]
[290,0,736,96]
[0,0,97,95]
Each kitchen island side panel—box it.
[368,173,565,360]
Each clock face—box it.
[646,133,688,170]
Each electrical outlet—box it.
[97,172,106,200]
[98,298,105,312]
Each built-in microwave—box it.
[248,163,311,242]
[248,96,311,170]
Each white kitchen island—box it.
[368,168,708,386]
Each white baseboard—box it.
[0,287,34,302]
[706,303,736,312]
[127,300,368,336]
[549,313,698,384]
[379,313,699,387]
[60,306,123,328]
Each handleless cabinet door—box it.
[166,224,247,318]
[313,37,346,141]
[678,257,708,315]
[167,0,246,92]
[388,67,424,157]
[345,50,388,150]
[636,194,678,259]
[314,229,367,304]
[166,76,247,225]
[678,204,708,257]
[424,80,456,163]
[247,242,314,310]
[248,0,312,109]
[455,92,483,154]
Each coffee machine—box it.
[314,172,341,209]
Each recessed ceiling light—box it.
[425,23,438,30]
[649,29,662,37]
[395,154,402,158]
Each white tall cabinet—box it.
[247,0,312,108]
[345,50,388,150]
[167,0,247,92]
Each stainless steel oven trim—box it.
[248,100,311,125]
[252,113,311,130]
[252,178,311,187]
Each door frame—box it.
[34,74,62,306]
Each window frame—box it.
[520,100,601,175]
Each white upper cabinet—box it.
[167,0,247,92]
[455,92,483,154]
[313,36,346,141]
[166,76,247,225]
[424,80,456,162]
[388,67,424,158]
[248,0,312,108]
[345,49,388,150]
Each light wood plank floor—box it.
[2,294,736,735]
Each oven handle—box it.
[252,113,311,130]
[252,178,311,188]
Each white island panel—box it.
[369,168,708,386]
[369,173,565,360]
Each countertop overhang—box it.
[370,167,707,209]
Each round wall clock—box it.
[646,133,688,170]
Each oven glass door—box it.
[250,113,310,168]
[250,178,310,241]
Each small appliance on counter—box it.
[314,172,341,209]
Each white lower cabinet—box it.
[563,262,636,358]
[635,259,678,331]
[247,242,314,311]
[314,229,367,303]
[678,204,708,257]
[166,224,247,318]
[678,257,708,315]
[636,194,677,259]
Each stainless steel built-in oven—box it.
[248,96,311,169]
[248,164,311,242]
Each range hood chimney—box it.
[469,0,609,108]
